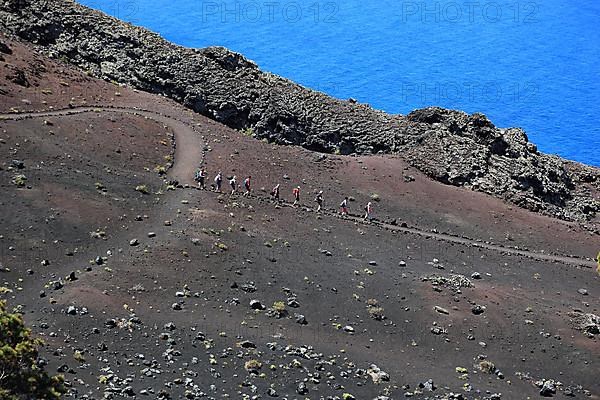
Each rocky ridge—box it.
[1,0,599,222]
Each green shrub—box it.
[272,301,286,313]
[0,300,65,399]
[215,242,228,251]
[244,359,262,373]
[153,165,167,175]
[368,306,386,321]
[366,298,379,307]
[242,127,254,137]
[478,360,496,374]
[269,301,288,319]
[135,185,149,194]
[12,175,27,187]
[73,350,85,363]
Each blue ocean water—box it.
[79,0,600,166]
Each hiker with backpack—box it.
[214,171,223,192]
[364,201,373,221]
[271,183,280,201]
[293,186,301,206]
[340,196,349,216]
[314,190,324,212]
[195,167,207,189]
[229,175,237,194]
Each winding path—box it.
[1,106,596,269]
[0,106,204,185]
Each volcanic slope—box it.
[1,36,599,399]
[2,0,600,225]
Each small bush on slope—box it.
[0,300,65,399]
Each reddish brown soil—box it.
[1,34,598,399]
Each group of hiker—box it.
[194,167,374,220]
[195,168,252,196]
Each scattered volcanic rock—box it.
[1,0,599,222]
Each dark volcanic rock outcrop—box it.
[1,0,599,221]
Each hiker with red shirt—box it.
[364,201,373,221]
[293,186,300,206]
[243,176,251,196]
